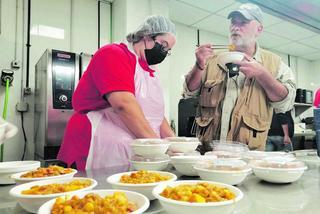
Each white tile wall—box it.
[0,0,111,161]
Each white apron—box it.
[85,48,165,170]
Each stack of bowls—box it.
[130,139,170,171]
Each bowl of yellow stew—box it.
[9,177,97,213]
[107,170,177,200]
[38,189,150,214]
[152,180,243,214]
[11,165,77,184]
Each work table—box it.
[0,155,319,214]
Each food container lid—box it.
[132,138,170,145]
[167,151,201,157]
[195,159,250,171]
[165,137,200,143]
[130,154,170,162]
[205,150,241,159]
[242,151,295,161]
[250,156,306,169]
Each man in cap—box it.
[183,3,295,152]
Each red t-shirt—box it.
[58,43,155,169]
[73,43,137,113]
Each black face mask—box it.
[144,42,168,65]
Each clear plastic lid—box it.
[205,150,242,159]
[132,138,170,145]
[250,157,306,169]
[165,137,200,143]
[195,159,250,171]
[130,154,170,162]
[242,151,295,161]
[211,140,249,153]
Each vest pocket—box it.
[199,80,224,107]
[239,115,270,150]
[195,116,214,144]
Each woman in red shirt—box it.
[58,15,176,170]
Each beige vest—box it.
[195,48,281,151]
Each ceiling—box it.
[169,0,320,61]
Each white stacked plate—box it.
[0,161,40,184]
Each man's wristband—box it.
[195,61,205,70]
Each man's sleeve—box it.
[270,61,296,114]
[182,75,201,99]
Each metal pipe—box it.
[25,0,31,89]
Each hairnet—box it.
[126,15,176,43]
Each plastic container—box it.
[129,154,170,171]
[194,159,251,185]
[250,157,307,183]
[205,141,248,159]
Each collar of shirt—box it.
[253,43,262,63]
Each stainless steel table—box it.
[1,156,320,214]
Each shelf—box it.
[294,103,313,107]
[294,103,313,117]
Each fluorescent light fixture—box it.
[30,25,64,39]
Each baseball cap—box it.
[228,3,263,24]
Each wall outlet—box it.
[16,101,29,112]
[11,60,21,69]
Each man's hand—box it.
[235,55,266,79]
[283,135,292,145]
[195,44,214,69]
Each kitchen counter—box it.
[1,156,320,214]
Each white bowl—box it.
[218,52,244,66]
[168,141,199,153]
[171,156,217,176]
[11,169,78,184]
[0,161,40,184]
[194,167,252,185]
[152,180,243,214]
[106,171,177,200]
[130,140,170,156]
[38,189,150,214]
[252,166,307,183]
[9,177,97,213]
[130,160,170,171]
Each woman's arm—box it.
[160,117,175,138]
[106,91,158,138]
